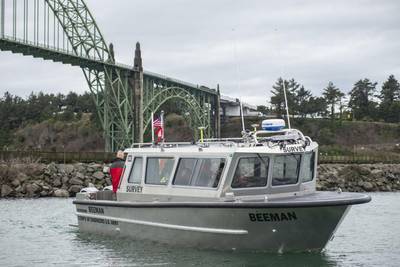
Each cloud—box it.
[1,0,399,106]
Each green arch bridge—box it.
[0,0,221,151]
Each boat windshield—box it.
[173,158,225,188]
[272,154,301,186]
[231,156,269,188]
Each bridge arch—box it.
[143,87,209,139]
[0,1,219,150]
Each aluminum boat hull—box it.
[73,191,370,252]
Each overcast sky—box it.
[1,0,399,105]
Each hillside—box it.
[4,114,400,154]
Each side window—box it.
[145,157,175,185]
[231,157,269,188]
[272,155,301,186]
[302,152,315,183]
[173,158,225,188]
[128,157,143,184]
[174,158,197,186]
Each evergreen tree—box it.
[270,78,299,116]
[378,75,400,122]
[295,86,312,117]
[306,97,327,118]
[322,82,344,120]
[348,79,377,120]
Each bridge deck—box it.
[0,35,216,95]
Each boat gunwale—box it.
[73,193,371,208]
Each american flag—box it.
[153,117,162,128]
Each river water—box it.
[0,193,399,267]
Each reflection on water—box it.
[0,193,399,267]
[73,232,336,267]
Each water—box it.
[0,193,399,267]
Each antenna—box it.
[232,28,245,134]
[282,79,291,129]
[240,99,245,132]
[275,27,291,129]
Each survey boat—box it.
[73,119,371,252]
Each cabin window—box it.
[272,154,301,186]
[145,157,175,185]
[302,152,315,182]
[173,158,225,188]
[128,157,143,184]
[231,156,269,188]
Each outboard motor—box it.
[79,183,98,200]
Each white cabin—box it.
[117,129,318,203]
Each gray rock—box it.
[25,183,41,197]
[76,172,85,180]
[68,185,83,194]
[47,162,58,173]
[89,163,102,169]
[16,173,28,183]
[42,185,51,191]
[105,178,112,186]
[74,164,87,174]
[53,189,69,197]
[93,171,105,180]
[40,191,48,197]
[69,177,84,185]
[62,176,70,185]
[52,178,62,187]
[59,164,75,174]
[361,181,374,191]
[15,185,23,193]
[1,185,14,197]
[11,179,21,187]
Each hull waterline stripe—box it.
[76,212,248,235]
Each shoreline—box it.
[0,163,399,198]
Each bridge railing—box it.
[318,154,400,164]
[1,150,400,164]
[0,150,114,164]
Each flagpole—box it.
[161,110,165,143]
[151,112,154,144]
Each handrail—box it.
[130,142,193,148]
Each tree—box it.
[322,82,344,120]
[379,75,400,104]
[348,79,377,120]
[378,75,400,122]
[256,105,268,115]
[270,78,299,117]
[306,97,327,118]
[295,86,312,117]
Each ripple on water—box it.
[0,194,399,267]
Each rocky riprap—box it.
[0,163,400,198]
[318,164,400,192]
[0,162,111,198]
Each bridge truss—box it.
[0,0,220,151]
